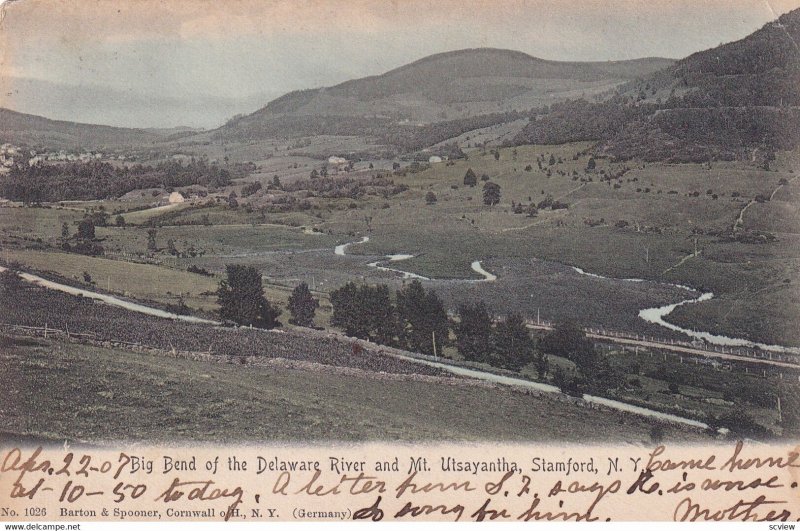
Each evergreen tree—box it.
[483,181,501,206]
[463,168,478,187]
[288,282,318,327]
[330,282,365,337]
[360,283,397,345]
[77,218,95,240]
[534,351,549,378]
[396,280,449,356]
[456,302,493,363]
[330,282,397,343]
[217,265,281,328]
[539,320,598,371]
[147,228,158,252]
[493,313,535,370]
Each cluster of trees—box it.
[240,181,262,197]
[217,265,282,329]
[330,280,448,356]
[456,302,544,372]
[1,159,241,203]
[283,175,407,200]
[460,169,501,205]
[326,279,614,393]
[215,269,619,395]
[58,215,105,256]
[483,182,501,205]
[216,265,320,330]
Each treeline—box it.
[215,114,395,143]
[218,272,559,378]
[330,281,448,356]
[512,97,800,163]
[510,10,800,163]
[513,100,645,146]
[0,159,246,203]
[326,279,621,395]
[282,175,408,199]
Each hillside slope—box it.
[514,8,800,161]
[0,107,169,151]
[214,49,673,149]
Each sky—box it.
[1,0,799,128]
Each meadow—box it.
[2,141,798,348]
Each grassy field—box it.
[0,205,84,242]
[0,248,336,326]
[2,141,798,346]
[0,334,711,443]
[98,221,339,258]
[2,248,220,312]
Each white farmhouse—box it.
[168,191,186,204]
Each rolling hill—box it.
[0,107,167,151]
[514,8,800,162]
[213,49,673,148]
[7,9,800,164]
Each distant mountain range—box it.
[0,107,165,150]
[2,8,799,161]
[215,49,673,142]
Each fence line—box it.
[2,312,798,371]
[522,319,799,366]
[0,322,227,363]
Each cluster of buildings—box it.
[27,150,106,166]
[0,143,130,175]
[0,143,22,173]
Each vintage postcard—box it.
[0,0,799,525]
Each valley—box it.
[1,10,800,442]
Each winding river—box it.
[334,236,370,256]
[335,236,496,282]
[367,254,430,280]
[569,266,800,356]
[335,237,799,355]
[1,256,714,430]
